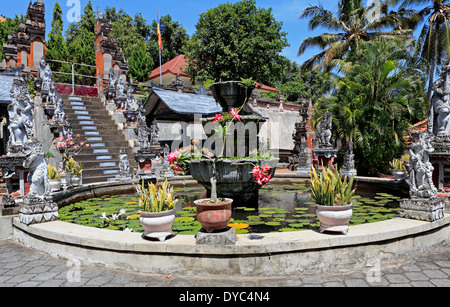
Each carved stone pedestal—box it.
[399,198,445,222]
[196,227,236,245]
[19,202,59,226]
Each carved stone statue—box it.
[7,74,34,152]
[408,131,437,199]
[117,147,132,181]
[23,138,51,199]
[53,97,65,124]
[137,125,151,152]
[318,110,333,148]
[126,86,134,111]
[430,60,450,136]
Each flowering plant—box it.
[55,134,90,170]
[168,140,214,174]
[251,164,273,186]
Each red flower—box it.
[213,114,223,123]
[230,108,241,122]
[251,164,272,186]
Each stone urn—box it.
[190,158,279,206]
[139,209,176,242]
[49,179,62,193]
[316,204,353,235]
[71,175,82,187]
[209,81,255,112]
[392,170,408,181]
[194,198,233,233]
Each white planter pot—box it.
[71,175,82,187]
[392,170,408,181]
[49,179,62,192]
[316,204,353,235]
[139,209,176,242]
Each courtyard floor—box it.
[0,239,449,287]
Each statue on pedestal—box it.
[408,131,437,199]
[23,138,50,199]
[318,110,333,148]
[429,60,450,136]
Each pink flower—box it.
[213,114,223,123]
[77,134,81,138]
[230,108,241,122]
[86,144,90,148]
[251,164,272,186]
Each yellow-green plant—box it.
[47,164,61,180]
[135,178,178,213]
[390,158,406,171]
[65,158,83,176]
[309,167,355,206]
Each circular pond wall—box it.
[10,176,450,277]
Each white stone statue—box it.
[430,60,450,136]
[318,110,333,147]
[23,138,51,199]
[408,131,437,199]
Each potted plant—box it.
[136,177,178,242]
[47,164,62,192]
[309,167,355,235]
[65,158,83,187]
[390,158,408,181]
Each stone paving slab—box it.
[0,239,449,288]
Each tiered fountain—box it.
[189,81,279,207]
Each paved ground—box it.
[0,239,449,288]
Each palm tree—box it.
[397,0,450,99]
[298,0,413,71]
[315,41,427,174]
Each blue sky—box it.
[2,0,410,66]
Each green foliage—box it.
[314,41,427,175]
[298,0,412,71]
[309,167,355,207]
[128,43,154,82]
[149,14,190,66]
[185,0,289,85]
[46,1,71,83]
[135,178,178,213]
[0,15,22,60]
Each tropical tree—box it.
[0,15,21,60]
[396,0,450,98]
[185,0,289,85]
[65,0,96,86]
[46,1,71,83]
[128,42,154,82]
[298,0,413,71]
[315,41,427,174]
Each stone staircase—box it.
[61,95,137,184]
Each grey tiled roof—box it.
[0,74,14,105]
[152,87,222,115]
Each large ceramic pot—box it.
[190,158,279,206]
[316,204,353,235]
[209,81,255,112]
[139,209,176,242]
[194,198,233,233]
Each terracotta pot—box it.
[316,204,353,235]
[194,198,233,233]
[139,209,176,242]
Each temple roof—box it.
[144,86,222,121]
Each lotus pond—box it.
[58,182,402,234]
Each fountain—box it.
[189,80,279,206]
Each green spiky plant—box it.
[309,167,356,206]
[135,177,178,213]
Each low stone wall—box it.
[12,214,450,277]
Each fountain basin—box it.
[189,158,279,205]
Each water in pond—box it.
[58,182,401,234]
